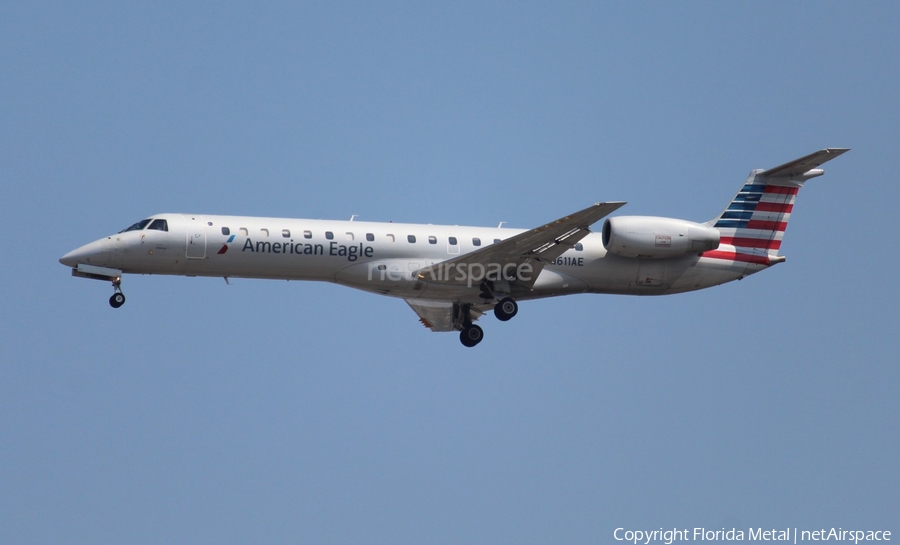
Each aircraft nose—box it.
[59,239,109,268]
[59,249,80,267]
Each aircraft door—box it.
[185,215,207,259]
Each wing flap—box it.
[405,299,485,332]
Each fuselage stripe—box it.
[719,237,782,250]
[745,220,788,231]
[754,202,794,213]
[701,250,771,265]
[764,185,800,196]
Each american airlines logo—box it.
[217,235,235,254]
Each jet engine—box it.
[602,216,720,259]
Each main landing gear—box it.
[459,324,484,348]
[493,297,518,321]
[455,302,485,348]
[456,297,520,347]
[109,278,125,308]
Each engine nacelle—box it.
[602,216,720,259]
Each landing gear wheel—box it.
[459,324,484,348]
[109,293,126,308]
[493,297,518,321]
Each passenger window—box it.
[260,228,269,237]
[221,227,230,236]
[147,219,168,232]
[493,238,501,244]
[428,236,437,244]
[120,219,152,233]
[326,231,334,240]
[448,237,457,245]
[346,232,354,241]
[575,243,583,251]
[473,237,481,246]
[282,229,290,238]
[303,230,312,239]
[386,234,395,242]
[366,233,374,242]
[407,235,416,243]
[239,227,248,236]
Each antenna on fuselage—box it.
[498,221,506,228]
[350,215,358,221]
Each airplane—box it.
[60,148,848,347]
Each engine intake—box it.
[602,216,720,259]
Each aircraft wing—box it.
[405,299,486,332]
[761,148,850,177]
[411,201,626,289]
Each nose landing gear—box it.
[109,279,125,308]
[68,264,126,309]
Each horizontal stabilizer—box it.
[761,148,850,178]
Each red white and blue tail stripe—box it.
[713,177,798,256]
[703,149,849,266]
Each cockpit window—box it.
[120,219,152,233]
[147,219,168,232]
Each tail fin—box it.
[709,148,849,256]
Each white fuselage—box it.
[61,213,761,304]
[59,149,846,347]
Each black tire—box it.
[493,297,518,321]
[459,324,484,347]
[109,293,125,308]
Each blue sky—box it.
[2,2,898,543]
